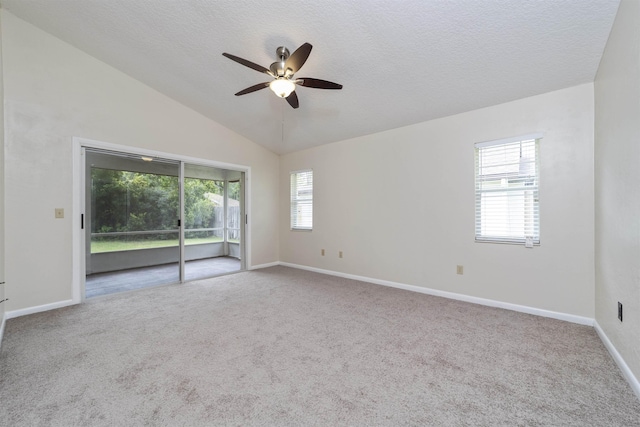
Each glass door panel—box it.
[183,163,242,281]
[85,150,180,298]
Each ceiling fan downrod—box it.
[270,46,291,77]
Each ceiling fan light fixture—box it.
[269,78,295,98]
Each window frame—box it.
[474,134,541,246]
[290,169,313,231]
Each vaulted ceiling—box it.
[3,0,620,154]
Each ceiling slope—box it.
[3,0,620,154]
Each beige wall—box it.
[2,12,279,312]
[594,0,640,380]
[280,84,595,318]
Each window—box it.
[475,134,541,245]
[290,169,313,230]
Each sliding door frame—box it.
[72,137,251,304]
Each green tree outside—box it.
[91,168,234,251]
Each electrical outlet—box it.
[321,249,325,256]
[339,251,343,258]
[55,208,64,219]
[456,265,464,275]
[618,302,623,322]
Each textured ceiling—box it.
[3,0,620,154]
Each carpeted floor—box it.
[1,266,639,426]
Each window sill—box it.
[475,238,540,246]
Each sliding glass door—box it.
[83,149,244,298]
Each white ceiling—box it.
[3,0,620,154]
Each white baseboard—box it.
[594,321,640,400]
[249,261,280,270]
[0,312,6,349]
[6,299,76,320]
[279,262,594,326]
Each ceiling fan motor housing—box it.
[270,46,291,77]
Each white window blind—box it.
[475,135,540,245]
[290,169,313,230]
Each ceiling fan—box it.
[222,42,343,109]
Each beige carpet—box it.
[1,266,639,426]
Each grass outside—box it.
[91,236,239,253]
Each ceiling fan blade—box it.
[286,91,299,109]
[285,43,312,74]
[234,82,270,96]
[223,53,272,75]
[297,78,343,90]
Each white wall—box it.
[594,0,640,381]
[280,84,595,317]
[2,12,279,312]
